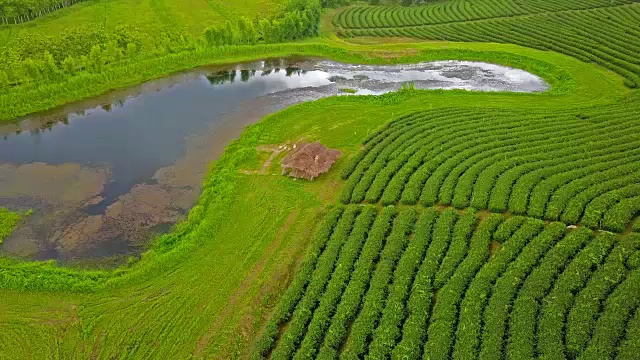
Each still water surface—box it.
[0,58,547,264]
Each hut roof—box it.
[281,142,342,180]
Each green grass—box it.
[0,0,287,49]
[1,0,640,358]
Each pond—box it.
[0,58,548,265]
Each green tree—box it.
[301,11,312,37]
[126,43,138,56]
[203,26,216,46]
[42,50,59,78]
[223,20,237,45]
[89,45,103,72]
[0,70,9,89]
[103,41,123,64]
[62,56,76,75]
[237,17,257,45]
[258,19,274,43]
[270,20,284,43]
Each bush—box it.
[340,208,416,359]
[315,206,397,359]
[368,207,439,359]
[293,206,377,360]
[270,206,360,359]
[566,233,640,357]
[507,227,592,360]
[536,232,615,359]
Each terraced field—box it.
[337,103,640,233]
[257,205,640,359]
[335,2,640,88]
[333,0,635,28]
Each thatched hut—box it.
[281,142,342,180]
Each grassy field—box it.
[1,0,639,358]
[0,0,287,49]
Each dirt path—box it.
[241,144,293,176]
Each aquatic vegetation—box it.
[0,208,27,243]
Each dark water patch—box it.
[85,176,161,215]
[0,59,548,264]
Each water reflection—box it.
[206,67,308,85]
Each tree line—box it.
[0,25,142,88]
[202,0,321,46]
[0,0,323,89]
[1,0,428,25]
[324,0,432,6]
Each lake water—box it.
[0,58,548,264]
